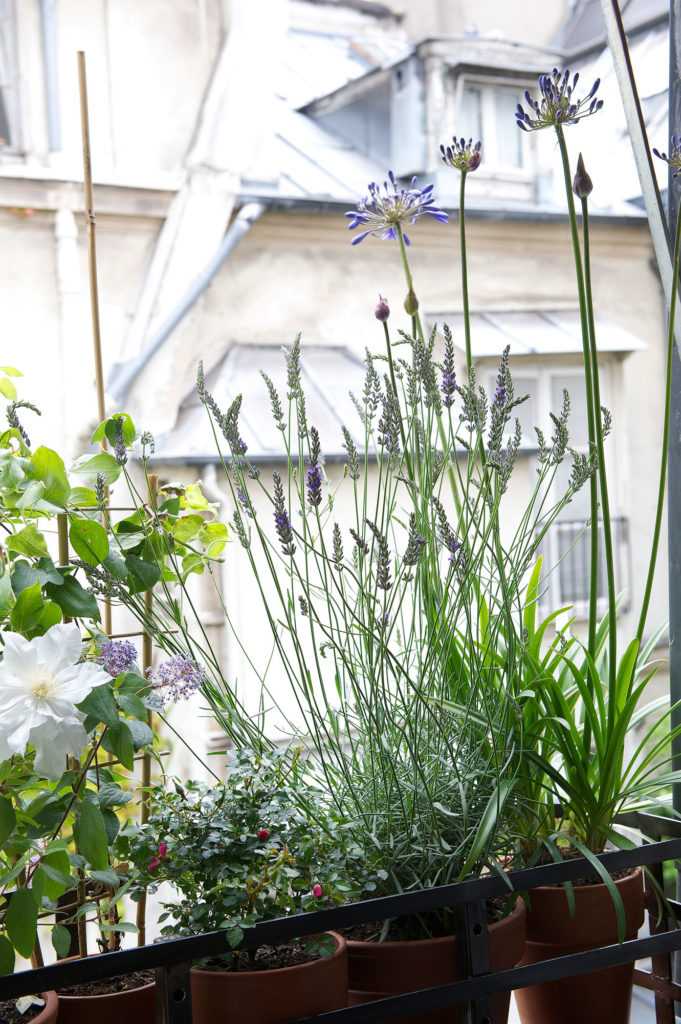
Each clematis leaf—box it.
[74,802,109,870]
[6,890,38,959]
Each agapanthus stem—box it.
[555,125,600,659]
[459,171,472,375]
[581,196,616,696]
[636,199,681,642]
[383,320,414,484]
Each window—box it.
[0,0,20,151]
[485,362,630,616]
[458,80,527,171]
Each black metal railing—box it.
[2,812,681,1023]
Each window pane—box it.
[494,86,523,168]
[459,85,482,143]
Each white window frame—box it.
[0,0,22,155]
[453,74,533,179]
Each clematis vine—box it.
[0,623,109,778]
[345,171,447,246]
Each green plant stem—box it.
[636,198,681,643]
[555,125,600,662]
[581,196,616,698]
[460,170,472,374]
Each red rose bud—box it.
[148,857,161,872]
[374,295,390,322]
[312,883,323,898]
[158,842,168,859]
[257,828,270,841]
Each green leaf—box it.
[90,868,121,888]
[72,452,121,486]
[126,719,153,750]
[0,378,17,400]
[125,555,160,594]
[37,850,72,900]
[0,797,16,846]
[74,802,109,870]
[0,572,14,617]
[46,575,100,621]
[69,518,109,567]
[103,551,128,580]
[69,486,98,508]
[78,684,119,728]
[7,524,49,558]
[10,583,45,634]
[97,782,132,809]
[92,413,136,447]
[0,366,21,377]
[117,692,148,720]
[51,924,72,958]
[102,721,135,770]
[6,889,38,958]
[0,935,15,975]
[29,447,70,507]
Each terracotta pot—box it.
[515,867,645,1024]
[347,898,526,1024]
[57,978,155,1024]
[190,931,348,1024]
[4,992,59,1024]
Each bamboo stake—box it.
[136,474,158,946]
[77,50,112,638]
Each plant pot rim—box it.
[191,930,346,980]
[12,991,58,1023]
[345,896,525,951]
[58,981,155,1002]
[528,864,643,896]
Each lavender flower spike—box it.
[515,69,603,133]
[653,136,681,177]
[98,639,137,677]
[273,472,296,556]
[346,170,448,246]
[440,137,482,173]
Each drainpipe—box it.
[107,200,267,403]
[39,0,61,151]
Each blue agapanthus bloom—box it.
[440,137,482,173]
[653,136,681,177]
[346,171,448,246]
[515,69,603,132]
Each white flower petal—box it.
[1,631,36,675]
[31,719,88,778]
[54,661,110,705]
[33,623,83,674]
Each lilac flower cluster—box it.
[440,137,482,173]
[149,655,206,706]
[98,639,137,677]
[515,70,602,133]
[346,171,447,246]
[653,136,681,177]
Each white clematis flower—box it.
[0,623,110,778]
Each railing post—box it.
[155,963,193,1024]
[457,900,492,1024]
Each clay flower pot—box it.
[515,867,644,1024]
[190,931,348,1024]
[347,898,526,1024]
[8,992,58,1024]
[57,978,155,1024]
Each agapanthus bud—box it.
[573,153,593,198]
[312,883,323,898]
[257,828,270,841]
[404,289,419,316]
[375,295,390,322]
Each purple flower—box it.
[273,472,296,556]
[440,137,482,173]
[375,295,390,322]
[516,69,602,133]
[306,464,322,508]
[441,326,456,408]
[98,639,137,677]
[149,655,206,705]
[345,171,448,246]
[654,136,681,177]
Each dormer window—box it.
[456,78,529,173]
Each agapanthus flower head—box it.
[653,136,681,177]
[149,655,206,705]
[440,137,482,173]
[98,639,137,677]
[346,170,447,246]
[516,69,602,133]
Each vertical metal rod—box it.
[155,963,193,1024]
[667,1,681,1010]
[136,473,158,946]
[457,900,492,1024]
[647,861,676,1023]
[77,49,112,637]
